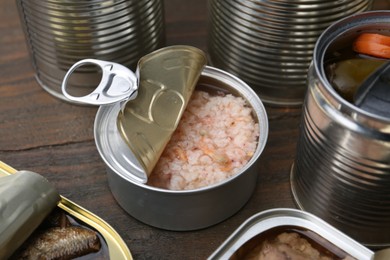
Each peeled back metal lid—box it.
[0,171,60,259]
[61,46,207,183]
[117,46,207,178]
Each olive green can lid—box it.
[0,170,60,259]
[117,45,207,181]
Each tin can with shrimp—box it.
[61,46,269,230]
[94,65,268,231]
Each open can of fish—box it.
[0,161,132,260]
[207,0,373,106]
[209,208,374,259]
[94,65,268,230]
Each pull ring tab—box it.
[61,59,138,105]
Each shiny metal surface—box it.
[62,59,138,105]
[118,46,207,178]
[291,11,390,247]
[61,46,207,179]
[0,162,133,260]
[16,0,165,102]
[94,66,269,231]
[208,0,373,106]
[0,171,60,259]
[209,208,374,260]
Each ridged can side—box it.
[207,0,373,106]
[291,11,390,247]
[16,0,165,102]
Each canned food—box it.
[0,161,132,260]
[0,170,59,259]
[94,66,268,230]
[60,46,268,230]
[291,11,390,247]
[209,208,374,260]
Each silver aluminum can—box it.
[16,0,165,102]
[94,66,269,231]
[208,0,373,106]
[291,11,390,247]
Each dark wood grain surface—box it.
[0,1,388,259]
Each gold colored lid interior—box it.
[117,46,207,179]
[0,171,60,259]
[0,161,133,260]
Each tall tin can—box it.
[0,162,132,260]
[291,11,390,247]
[16,0,165,102]
[208,0,373,106]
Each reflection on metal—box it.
[117,46,207,177]
[208,0,373,106]
[16,0,165,101]
[291,11,390,248]
[0,161,133,260]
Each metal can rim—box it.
[94,66,269,194]
[313,10,390,124]
[208,208,374,260]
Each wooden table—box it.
[0,1,387,259]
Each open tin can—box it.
[291,11,390,247]
[94,66,268,230]
[61,48,268,231]
[0,161,132,259]
[209,208,374,259]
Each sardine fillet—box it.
[19,226,101,260]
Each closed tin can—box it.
[208,0,373,106]
[94,66,269,231]
[209,208,373,259]
[291,11,390,247]
[16,0,165,101]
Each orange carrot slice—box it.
[353,33,390,59]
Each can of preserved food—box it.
[208,0,373,106]
[94,66,268,230]
[61,46,268,231]
[209,208,373,259]
[0,170,59,259]
[0,161,132,260]
[16,0,165,102]
[291,11,390,247]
